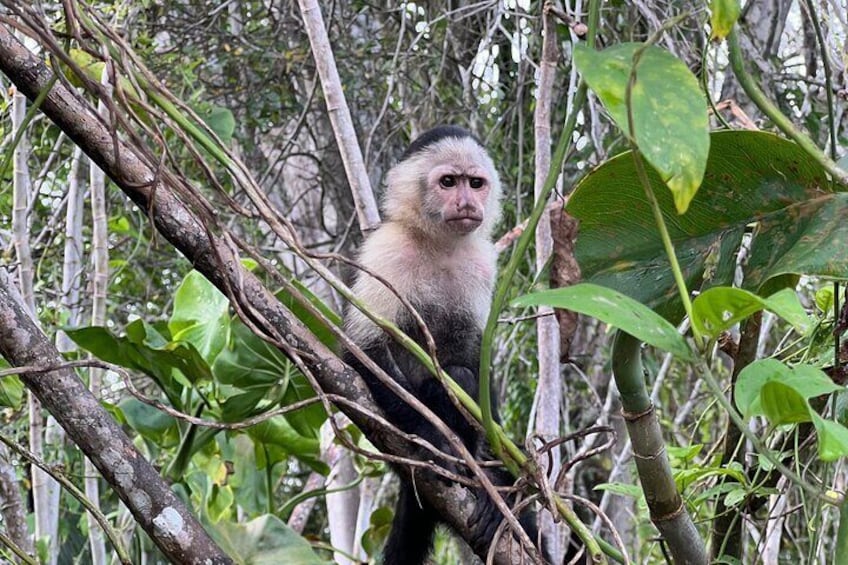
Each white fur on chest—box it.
[345,223,496,344]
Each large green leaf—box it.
[210,514,331,565]
[513,283,692,360]
[213,319,326,457]
[574,43,709,213]
[568,131,834,322]
[735,359,842,419]
[169,270,231,362]
[66,320,212,406]
[118,397,179,445]
[692,287,810,338]
[735,359,848,461]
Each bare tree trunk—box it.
[11,73,61,564]
[57,148,86,352]
[297,0,380,232]
[86,85,110,563]
[530,8,563,562]
[320,417,361,565]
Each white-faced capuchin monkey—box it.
[343,126,555,564]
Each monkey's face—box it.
[426,164,492,234]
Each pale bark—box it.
[56,147,86,353]
[297,0,380,232]
[11,71,61,563]
[320,417,361,565]
[86,84,109,564]
[531,9,563,562]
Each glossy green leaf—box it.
[812,414,848,462]
[169,270,230,362]
[214,318,325,435]
[118,397,178,444]
[568,131,834,322]
[760,381,810,425]
[724,487,747,508]
[736,360,848,461]
[247,417,323,472]
[201,106,236,145]
[574,43,709,213]
[815,286,834,313]
[66,321,212,407]
[361,507,394,557]
[513,283,692,360]
[735,359,842,418]
[207,483,235,523]
[213,320,291,389]
[692,287,810,338]
[709,0,741,40]
[224,435,272,516]
[0,373,24,409]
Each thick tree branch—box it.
[0,23,536,565]
[0,269,232,564]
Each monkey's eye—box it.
[439,175,457,188]
[469,177,485,189]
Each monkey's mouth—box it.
[446,215,483,233]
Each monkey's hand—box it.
[465,466,515,554]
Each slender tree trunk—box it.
[11,76,61,564]
[531,8,563,561]
[86,84,109,563]
[320,416,361,565]
[297,0,380,232]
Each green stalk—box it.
[837,499,848,562]
[478,0,600,467]
[727,28,847,186]
[624,25,702,345]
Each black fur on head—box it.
[399,125,481,162]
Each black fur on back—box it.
[399,125,480,162]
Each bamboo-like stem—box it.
[612,333,708,564]
[85,67,110,565]
[532,6,564,562]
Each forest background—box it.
[0,0,847,564]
